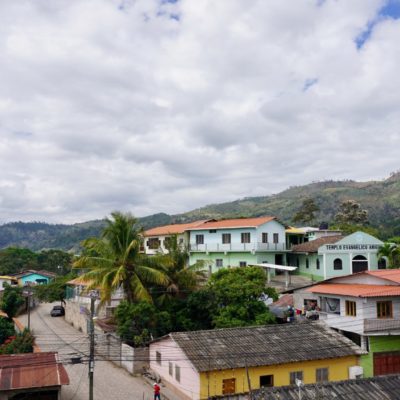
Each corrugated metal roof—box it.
[250,375,400,399]
[144,220,209,236]
[166,322,365,372]
[0,352,69,391]
[307,283,400,297]
[186,216,276,230]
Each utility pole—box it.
[89,292,97,400]
[26,287,32,331]
[245,359,253,400]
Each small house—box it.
[149,322,365,400]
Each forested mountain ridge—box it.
[0,173,399,251]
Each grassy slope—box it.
[0,173,399,251]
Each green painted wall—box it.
[189,252,282,273]
[361,335,400,377]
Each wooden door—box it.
[222,378,236,394]
[374,351,400,376]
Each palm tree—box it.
[378,242,400,269]
[155,235,206,305]
[73,212,169,303]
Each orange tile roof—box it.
[187,216,276,230]
[307,283,400,298]
[365,270,400,284]
[144,220,209,236]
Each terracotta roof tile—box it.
[307,283,400,297]
[291,235,343,253]
[187,216,276,230]
[365,270,400,284]
[0,352,69,391]
[144,220,209,236]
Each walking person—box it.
[154,382,161,400]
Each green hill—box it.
[0,173,399,251]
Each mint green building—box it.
[290,231,385,280]
[187,217,288,273]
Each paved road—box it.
[19,303,155,400]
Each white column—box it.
[367,252,370,270]
[323,253,327,280]
[349,252,353,274]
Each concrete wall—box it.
[150,337,200,400]
[64,299,90,333]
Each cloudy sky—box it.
[0,0,399,224]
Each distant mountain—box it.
[0,173,399,251]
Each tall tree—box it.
[156,236,206,305]
[292,198,320,225]
[73,212,169,303]
[334,200,369,225]
[0,284,25,320]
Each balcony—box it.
[189,242,287,252]
[364,318,400,333]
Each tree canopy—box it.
[292,198,320,225]
[0,284,24,320]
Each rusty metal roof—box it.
[0,352,69,391]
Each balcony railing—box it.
[364,318,400,333]
[189,242,287,252]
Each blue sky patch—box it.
[355,0,400,49]
[303,78,318,92]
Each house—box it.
[0,352,69,400]
[214,374,400,400]
[289,231,385,280]
[64,276,123,333]
[143,220,209,255]
[187,217,288,273]
[11,270,57,286]
[292,269,400,377]
[149,322,365,400]
[0,276,17,291]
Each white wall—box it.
[150,337,200,400]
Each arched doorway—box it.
[352,255,368,273]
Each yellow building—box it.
[150,322,366,400]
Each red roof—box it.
[0,352,69,391]
[365,270,400,284]
[144,220,209,236]
[187,216,276,230]
[307,283,400,298]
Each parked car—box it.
[50,305,65,317]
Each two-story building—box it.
[143,220,208,255]
[149,322,365,400]
[187,217,288,273]
[292,269,400,377]
[290,231,385,280]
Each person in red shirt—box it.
[153,383,161,400]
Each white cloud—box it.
[0,0,399,223]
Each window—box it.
[239,261,247,267]
[377,301,393,318]
[175,365,181,382]
[169,362,173,376]
[320,297,340,314]
[222,233,231,244]
[262,233,269,243]
[222,378,236,394]
[316,259,320,270]
[164,237,172,248]
[273,233,279,244]
[216,259,223,267]
[378,258,387,269]
[260,375,274,387]
[296,258,299,268]
[156,351,161,365]
[333,258,343,270]
[196,234,204,245]
[289,371,303,385]
[316,368,329,382]
[345,300,357,316]
[209,229,217,233]
[179,238,184,245]
[241,232,251,243]
[306,258,309,269]
[147,238,160,250]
